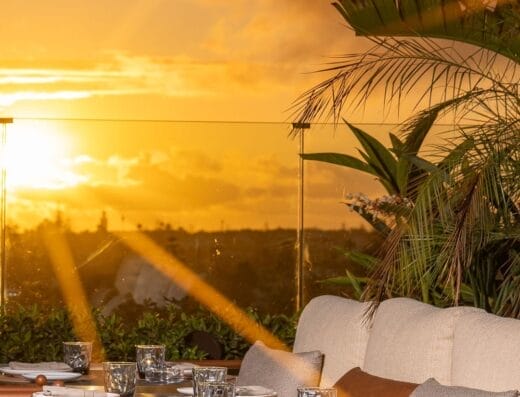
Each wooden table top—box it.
[0,360,242,397]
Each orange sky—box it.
[5,119,391,231]
[0,0,364,122]
[0,1,397,231]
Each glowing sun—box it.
[2,122,83,189]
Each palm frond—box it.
[291,37,519,128]
[300,153,375,175]
[333,0,520,63]
[363,120,520,310]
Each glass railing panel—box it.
[3,119,300,322]
[1,117,449,359]
[301,122,393,304]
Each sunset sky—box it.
[0,1,391,231]
[1,0,359,121]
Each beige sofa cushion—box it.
[411,378,518,397]
[363,297,474,385]
[452,310,520,392]
[237,341,323,397]
[293,295,372,387]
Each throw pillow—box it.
[333,367,418,397]
[237,340,323,397]
[411,378,519,397]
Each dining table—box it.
[0,360,242,397]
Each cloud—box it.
[7,138,383,231]
[0,91,92,107]
[7,147,293,230]
[0,54,213,107]
[13,152,241,212]
[166,149,223,175]
[0,53,304,108]
[201,0,358,64]
[0,1,362,109]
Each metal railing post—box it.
[293,122,310,312]
[0,117,12,310]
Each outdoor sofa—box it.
[290,295,520,395]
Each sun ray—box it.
[115,229,288,351]
[42,223,105,361]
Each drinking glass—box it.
[135,344,165,379]
[199,381,236,397]
[192,367,228,397]
[103,362,137,397]
[297,387,337,397]
[144,363,183,384]
[63,341,92,374]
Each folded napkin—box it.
[34,386,118,397]
[9,362,72,371]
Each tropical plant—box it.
[303,120,426,296]
[302,120,430,236]
[333,0,520,64]
[294,1,520,315]
[368,125,520,314]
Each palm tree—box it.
[294,1,520,315]
[333,0,520,63]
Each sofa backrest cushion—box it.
[362,297,475,385]
[452,310,520,392]
[293,295,372,387]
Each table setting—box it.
[0,341,93,386]
[0,340,288,397]
[132,345,278,396]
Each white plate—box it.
[0,367,72,376]
[177,386,276,397]
[22,371,82,382]
[33,391,119,397]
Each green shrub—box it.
[0,305,75,362]
[0,304,297,362]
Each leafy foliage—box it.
[0,304,297,363]
[0,305,75,362]
[333,0,520,64]
[293,37,519,127]
[295,2,520,315]
[305,121,426,297]
[303,121,423,237]
[368,126,520,314]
